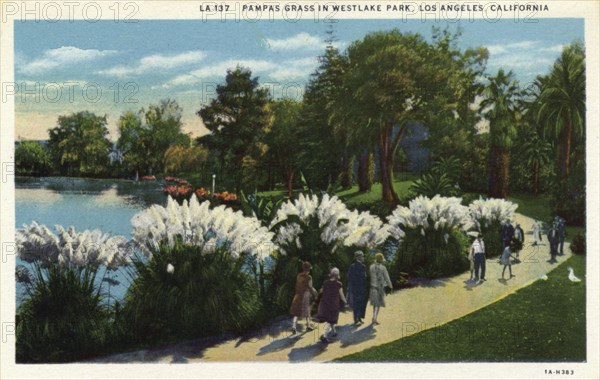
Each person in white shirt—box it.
[531,220,541,245]
[470,233,486,283]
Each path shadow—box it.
[235,316,290,348]
[170,352,189,363]
[93,333,233,363]
[462,279,482,291]
[288,341,328,362]
[257,335,301,356]
[339,324,376,348]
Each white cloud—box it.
[265,32,323,50]
[164,55,321,88]
[490,53,555,70]
[20,46,118,75]
[487,40,537,55]
[164,59,278,87]
[486,40,565,77]
[99,51,206,77]
[264,32,347,51]
[539,44,565,53]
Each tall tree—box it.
[518,130,553,195]
[537,42,585,180]
[117,99,190,176]
[197,67,270,192]
[480,69,522,198]
[331,29,484,202]
[297,31,349,191]
[48,111,111,176]
[266,99,302,198]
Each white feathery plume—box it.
[387,195,472,240]
[272,194,389,252]
[131,195,274,260]
[16,222,130,270]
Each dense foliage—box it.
[15,141,53,176]
[47,111,112,177]
[15,223,130,362]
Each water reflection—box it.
[15,188,63,203]
[15,177,167,306]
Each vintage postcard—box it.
[1,0,598,379]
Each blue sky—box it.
[14,19,584,140]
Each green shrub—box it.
[387,196,472,281]
[552,187,585,226]
[410,172,458,198]
[16,265,110,362]
[570,233,585,255]
[121,241,262,344]
[15,223,130,363]
[391,228,469,280]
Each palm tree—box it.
[537,42,585,180]
[481,69,522,198]
[520,132,553,195]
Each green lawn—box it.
[337,254,586,362]
[256,172,419,203]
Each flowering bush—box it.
[15,222,130,363]
[213,191,238,203]
[468,197,518,230]
[123,195,274,342]
[164,176,189,185]
[141,175,156,181]
[468,197,518,258]
[163,185,240,209]
[131,195,273,260]
[194,187,210,199]
[269,194,389,310]
[163,185,193,201]
[16,222,131,270]
[387,196,472,281]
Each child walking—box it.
[501,243,516,280]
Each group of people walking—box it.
[289,251,392,343]
[469,216,567,283]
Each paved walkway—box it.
[92,213,572,363]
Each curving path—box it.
[91,213,572,363]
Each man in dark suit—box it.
[547,223,559,263]
[502,220,515,249]
[347,251,368,326]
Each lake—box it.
[15,176,168,306]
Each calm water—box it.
[15,177,167,306]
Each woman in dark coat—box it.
[289,261,317,335]
[316,267,347,342]
[347,251,368,326]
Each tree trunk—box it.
[488,145,510,198]
[561,118,572,180]
[379,122,399,202]
[358,149,373,192]
[499,150,510,198]
[340,148,353,189]
[286,170,294,199]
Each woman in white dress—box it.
[531,220,541,245]
[369,253,393,325]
